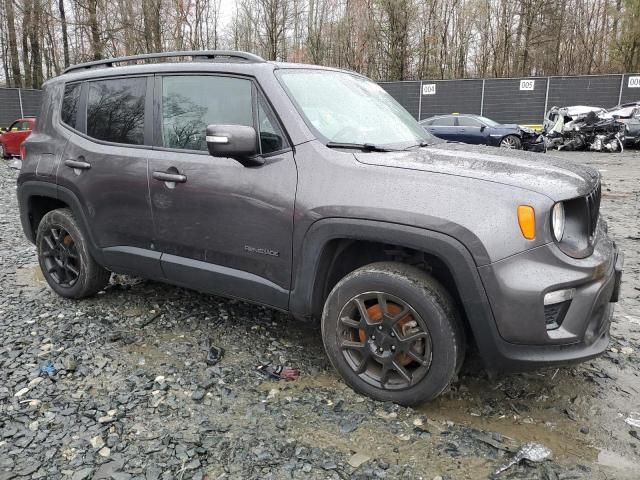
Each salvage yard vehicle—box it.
[0,117,35,159]
[17,51,623,405]
[544,105,626,151]
[606,102,640,148]
[419,113,546,152]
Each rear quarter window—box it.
[86,77,146,145]
[62,83,81,129]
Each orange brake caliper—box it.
[359,303,414,366]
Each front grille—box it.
[586,181,601,240]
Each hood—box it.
[354,142,599,201]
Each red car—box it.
[0,117,35,159]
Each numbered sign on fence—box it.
[629,76,640,88]
[422,84,436,95]
[519,79,535,91]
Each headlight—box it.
[551,202,565,241]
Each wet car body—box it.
[0,117,35,158]
[16,52,623,404]
[420,114,545,152]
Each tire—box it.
[36,208,111,299]
[500,135,522,149]
[0,143,8,159]
[321,262,465,406]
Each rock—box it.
[98,447,111,457]
[145,465,161,480]
[18,463,41,476]
[621,347,634,355]
[192,389,206,401]
[91,435,105,449]
[71,468,93,480]
[348,453,371,468]
[14,387,29,397]
[98,416,115,424]
[28,377,43,387]
[339,418,360,434]
[111,474,132,480]
[580,426,590,434]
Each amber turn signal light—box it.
[517,205,536,240]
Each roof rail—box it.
[63,50,265,74]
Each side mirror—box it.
[206,124,263,166]
[480,125,486,132]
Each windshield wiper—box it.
[403,140,432,150]
[325,142,397,152]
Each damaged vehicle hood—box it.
[354,142,598,201]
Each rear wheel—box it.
[0,143,7,159]
[321,262,465,405]
[500,135,522,149]
[36,208,111,299]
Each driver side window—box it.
[457,117,482,127]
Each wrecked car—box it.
[544,106,624,152]
[606,102,640,148]
[17,50,623,406]
[420,113,546,152]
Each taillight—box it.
[20,144,26,161]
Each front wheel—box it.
[500,135,522,149]
[321,262,465,406]
[36,208,111,299]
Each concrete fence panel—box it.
[0,88,43,126]
[482,77,548,124]
[418,79,483,120]
[546,75,621,111]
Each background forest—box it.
[1,0,639,89]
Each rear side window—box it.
[431,116,455,126]
[62,83,81,129]
[457,117,482,127]
[87,77,146,145]
[161,75,253,151]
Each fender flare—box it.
[288,217,503,367]
[17,180,105,263]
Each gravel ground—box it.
[1,150,639,480]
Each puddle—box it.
[15,264,46,288]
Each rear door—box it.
[56,76,160,277]
[148,74,297,309]
[425,116,457,141]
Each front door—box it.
[148,74,297,309]
[456,116,485,144]
[56,77,159,277]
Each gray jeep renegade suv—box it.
[17,51,623,405]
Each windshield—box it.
[476,116,500,127]
[278,69,436,147]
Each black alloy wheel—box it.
[338,291,433,390]
[41,226,81,287]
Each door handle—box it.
[64,159,91,170]
[152,171,187,183]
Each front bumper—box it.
[477,226,622,371]
[522,138,547,153]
